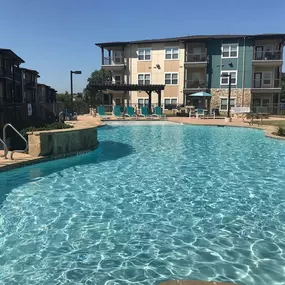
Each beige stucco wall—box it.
[28,127,98,157]
[125,42,185,105]
[210,88,252,110]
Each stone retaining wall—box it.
[28,126,98,157]
[210,88,252,109]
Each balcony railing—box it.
[25,80,37,88]
[0,68,22,82]
[184,80,207,89]
[103,57,124,65]
[185,53,207,62]
[253,79,281,88]
[0,68,12,78]
[254,50,282,60]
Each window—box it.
[114,75,121,84]
[138,98,149,108]
[138,48,151,61]
[164,98,178,110]
[165,73,178,85]
[138,73,151,85]
[220,71,237,85]
[220,98,236,111]
[165,47,179,60]
[222,43,238,58]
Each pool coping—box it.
[1,120,284,173]
[0,144,98,173]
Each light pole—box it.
[70,70,82,108]
[221,72,232,122]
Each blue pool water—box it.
[1,124,285,285]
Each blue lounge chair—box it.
[139,106,150,117]
[97,106,107,118]
[113,106,122,118]
[151,106,166,119]
[125,106,137,118]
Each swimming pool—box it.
[1,124,285,285]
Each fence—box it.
[0,102,65,130]
[251,103,285,116]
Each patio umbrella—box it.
[189,91,212,109]
[189,91,212,97]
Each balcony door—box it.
[255,46,263,60]
[193,47,202,61]
[192,72,201,88]
[113,51,122,64]
[254,73,262,88]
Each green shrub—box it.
[276,127,285,137]
[21,122,73,136]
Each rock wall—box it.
[210,88,252,109]
[28,127,98,157]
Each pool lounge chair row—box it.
[97,106,166,119]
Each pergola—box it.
[87,83,165,110]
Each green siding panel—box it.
[207,38,254,89]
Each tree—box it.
[56,91,70,103]
[84,69,110,106]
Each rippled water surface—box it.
[1,124,285,285]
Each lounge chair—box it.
[97,106,108,118]
[151,106,166,119]
[125,106,137,118]
[139,106,150,118]
[113,105,122,118]
[196,108,205,119]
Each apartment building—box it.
[21,68,40,103]
[37,84,57,104]
[0,48,59,128]
[96,33,284,113]
[0,49,24,105]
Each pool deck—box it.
[1,115,284,172]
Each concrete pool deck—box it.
[1,115,284,172]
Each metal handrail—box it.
[3,123,28,160]
[0,138,8,159]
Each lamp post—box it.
[70,70,82,108]
[221,72,232,122]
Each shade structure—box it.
[189,91,212,97]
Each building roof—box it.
[0,48,25,63]
[96,33,285,48]
[20,68,40,77]
[37,83,51,88]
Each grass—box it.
[260,120,285,127]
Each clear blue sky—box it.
[1,0,284,93]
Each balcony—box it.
[0,68,22,82]
[14,71,22,82]
[252,50,283,66]
[0,68,12,79]
[102,57,125,71]
[25,80,37,89]
[251,78,281,93]
[184,80,207,91]
[184,53,207,67]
